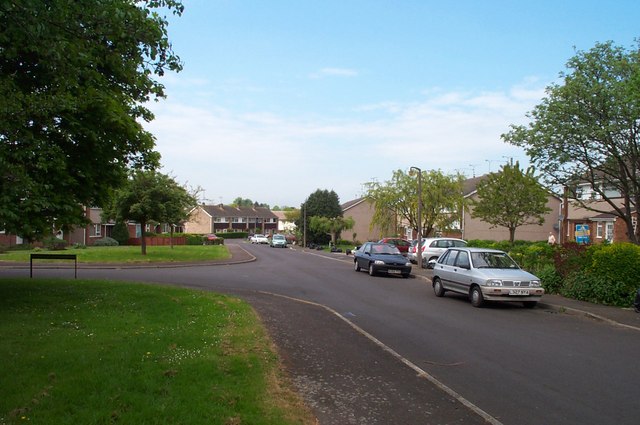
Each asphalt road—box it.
[7,241,640,425]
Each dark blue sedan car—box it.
[354,242,412,278]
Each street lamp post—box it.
[410,166,423,268]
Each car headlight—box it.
[485,279,503,286]
[530,280,541,287]
[374,260,385,265]
[405,262,411,266]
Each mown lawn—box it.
[0,245,230,263]
[0,279,314,425]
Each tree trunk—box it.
[170,225,174,249]
[509,227,516,244]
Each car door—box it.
[448,250,473,294]
[434,249,458,290]
[356,243,371,269]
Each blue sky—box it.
[146,0,640,207]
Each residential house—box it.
[341,198,391,243]
[462,175,562,242]
[561,181,636,244]
[272,211,297,234]
[184,204,279,235]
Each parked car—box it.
[270,234,287,248]
[407,239,420,263]
[420,237,467,267]
[353,242,412,278]
[250,234,269,244]
[378,238,412,256]
[430,247,545,308]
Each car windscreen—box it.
[372,244,402,255]
[470,252,519,269]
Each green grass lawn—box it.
[0,245,230,263]
[0,279,314,425]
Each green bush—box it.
[43,237,68,250]
[93,237,119,247]
[72,243,87,249]
[560,270,607,303]
[536,264,563,294]
[111,221,131,245]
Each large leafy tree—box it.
[365,169,465,238]
[299,189,342,244]
[503,40,640,243]
[0,0,184,241]
[104,171,196,255]
[470,162,551,243]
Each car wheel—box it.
[368,263,376,276]
[523,301,537,309]
[354,260,361,272]
[470,286,484,308]
[433,278,445,297]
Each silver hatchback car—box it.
[430,247,544,308]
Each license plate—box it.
[388,269,402,274]
[509,289,530,296]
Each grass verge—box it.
[0,279,315,425]
[0,245,230,263]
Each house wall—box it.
[343,200,387,243]
[463,195,561,242]
[183,207,213,234]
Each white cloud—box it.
[146,80,546,206]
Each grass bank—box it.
[0,245,230,263]
[0,279,314,424]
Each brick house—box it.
[341,198,400,243]
[184,204,279,235]
[561,182,637,244]
[462,176,563,242]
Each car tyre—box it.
[368,263,376,276]
[354,260,361,272]
[470,286,484,308]
[433,278,445,297]
[523,301,537,309]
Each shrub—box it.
[111,221,131,245]
[586,243,640,306]
[93,237,119,247]
[72,243,87,249]
[536,264,563,294]
[43,237,67,250]
[560,270,606,303]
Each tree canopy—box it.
[503,40,640,243]
[231,197,269,208]
[365,169,465,238]
[103,170,196,255]
[0,0,183,241]
[299,189,342,244]
[470,162,551,243]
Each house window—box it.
[596,223,603,239]
[214,217,228,223]
[92,224,102,237]
[232,217,243,223]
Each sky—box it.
[145,0,640,208]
